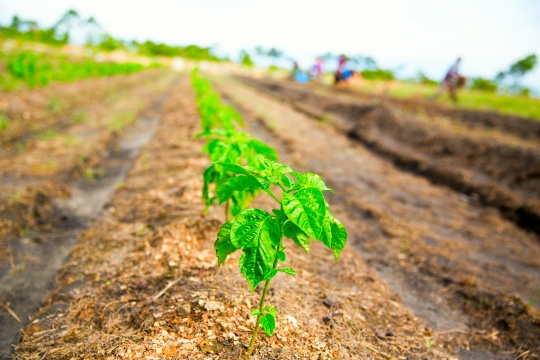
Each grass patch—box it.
[0,113,9,133]
[108,111,135,132]
[355,80,540,121]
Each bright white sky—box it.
[1,0,539,89]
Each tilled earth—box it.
[239,76,540,235]
[2,72,539,359]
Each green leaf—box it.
[215,162,252,176]
[278,267,296,276]
[260,313,276,336]
[231,209,280,248]
[263,305,278,317]
[251,309,262,316]
[263,269,278,281]
[247,139,279,162]
[289,172,333,192]
[281,174,293,188]
[319,212,348,261]
[202,165,221,207]
[277,251,286,262]
[283,220,310,253]
[231,191,256,217]
[233,209,280,291]
[215,162,269,189]
[214,221,237,266]
[217,176,263,204]
[255,158,292,184]
[282,188,326,240]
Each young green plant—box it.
[191,69,279,218]
[213,158,348,356]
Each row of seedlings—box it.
[191,69,348,357]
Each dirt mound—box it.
[389,97,540,141]
[240,76,540,235]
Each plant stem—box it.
[245,256,279,358]
[225,200,230,222]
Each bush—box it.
[470,77,498,92]
[361,68,395,81]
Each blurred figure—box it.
[291,61,309,83]
[433,57,465,103]
[334,55,360,88]
[311,57,324,81]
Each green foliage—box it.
[5,51,144,88]
[495,54,538,94]
[134,40,222,61]
[191,70,348,354]
[239,50,254,67]
[191,69,278,217]
[362,68,395,81]
[506,54,537,78]
[0,114,9,133]
[470,77,498,92]
[97,34,126,51]
[0,15,68,46]
[213,158,347,353]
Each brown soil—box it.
[0,70,169,145]
[369,93,540,141]
[216,75,540,357]
[0,69,179,359]
[4,72,539,359]
[12,75,455,360]
[238,76,540,235]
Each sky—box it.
[1,0,539,89]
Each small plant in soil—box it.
[214,158,348,357]
[191,69,279,219]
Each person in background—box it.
[312,57,324,81]
[334,55,360,88]
[433,57,465,103]
[291,61,309,83]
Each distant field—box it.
[352,79,540,121]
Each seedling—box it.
[195,128,278,218]
[191,70,278,218]
[214,158,347,356]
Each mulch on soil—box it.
[216,75,540,358]
[14,75,456,359]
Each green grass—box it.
[355,80,540,121]
[0,46,146,91]
[0,113,9,133]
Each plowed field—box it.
[1,71,539,359]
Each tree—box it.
[496,54,537,83]
[239,50,254,67]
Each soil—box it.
[238,76,540,235]
[2,71,539,359]
[216,75,540,356]
[0,70,179,359]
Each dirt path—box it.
[215,75,540,357]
